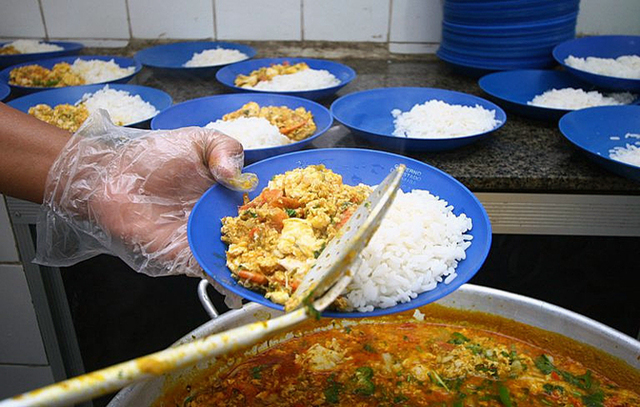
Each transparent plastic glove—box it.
[35,110,257,304]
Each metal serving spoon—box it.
[0,164,405,407]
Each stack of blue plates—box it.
[438,0,580,76]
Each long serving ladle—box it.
[0,164,405,407]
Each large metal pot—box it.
[108,283,640,406]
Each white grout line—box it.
[37,0,49,40]
[212,0,218,40]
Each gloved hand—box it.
[35,110,257,291]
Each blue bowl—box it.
[331,87,506,152]
[134,41,256,79]
[7,84,172,129]
[0,82,9,101]
[188,148,492,318]
[216,57,356,101]
[0,40,83,69]
[553,35,640,92]
[477,69,636,122]
[442,12,577,36]
[151,93,333,163]
[444,0,580,25]
[559,105,640,182]
[437,47,557,73]
[0,55,142,96]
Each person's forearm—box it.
[0,103,71,203]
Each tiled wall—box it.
[1,0,639,52]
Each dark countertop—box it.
[52,41,640,194]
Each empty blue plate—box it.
[216,57,356,100]
[151,93,332,163]
[553,35,640,92]
[331,87,506,152]
[559,105,640,181]
[0,40,83,69]
[134,41,256,78]
[188,148,492,317]
[7,84,172,128]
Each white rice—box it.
[528,88,637,109]
[565,55,640,79]
[204,117,290,149]
[345,189,473,312]
[246,69,341,91]
[70,59,135,84]
[183,48,248,67]
[79,85,158,125]
[391,100,500,139]
[609,133,640,167]
[2,39,63,53]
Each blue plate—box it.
[151,93,332,163]
[134,41,256,78]
[477,69,637,122]
[0,55,142,95]
[553,35,640,92]
[0,82,9,101]
[188,148,492,318]
[559,105,640,182]
[7,84,172,128]
[216,57,356,100]
[331,87,506,152]
[0,40,83,69]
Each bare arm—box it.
[0,102,70,203]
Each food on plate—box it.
[183,48,249,67]
[391,100,501,139]
[609,133,640,167]
[0,39,64,55]
[221,165,472,311]
[28,85,159,132]
[154,303,640,407]
[564,54,640,79]
[528,88,637,109]
[9,58,135,87]
[234,61,340,91]
[204,102,317,149]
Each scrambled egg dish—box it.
[9,62,85,87]
[221,165,371,305]
[0,46,19,55]
[223,102,316,142]
[234,61,309,88]
[28,103,89,133]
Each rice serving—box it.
[565,55,640,79]
[345,188,472,312]
[183,48,248,67]
[205,117,291,149]
[392,100,500,139]
[1,39,63,54]
[528,88,637,109]
[80,85,158,125]
[609,133,640,167]
[70,59,135,83]
[248,68,340,91]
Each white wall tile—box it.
[0,265,48,365]
[0,365,54,399]
[41,0,129,40]
[303,0,390,42]
[0,0,45,38]
[389,42,439,54]
[577,0,640,35]
[129,0,214,39]
[390,0,442,43]
[0,197,19,263]
[216,0,301,41]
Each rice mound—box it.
[70,59,135,84]
[528,88,636,109]
[249,69,340,91]
[183,48,248,67]
[392,100,500,139]
[2,39,63,53]
[205,117,291,149]
[609,133,640,167]
[565,55,640,79]
[345,189,473,312]
[80,85,158,125]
